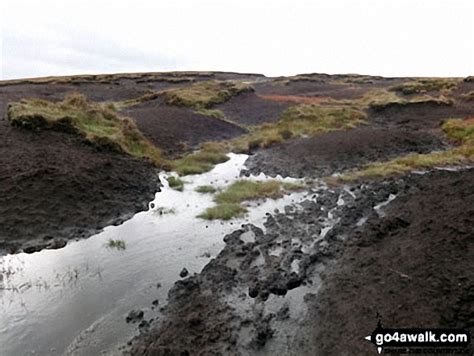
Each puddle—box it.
[0,153,310,356]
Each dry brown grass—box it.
[162,80,253,109]
[7,93,167,167]
[332,117,474,182]
[229,105,366,152]
[389,79,458,95]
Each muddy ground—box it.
[128,168,474,355]
[0,72,473,355]
[243,127,445,178]
[308,168,474,355]
[0,118,161,253]
[123,98,246,157]
[0,72,260,253]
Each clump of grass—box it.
[163,80,253,109]
[114,92,161,109]
[198,179,305,220]
[369,95,454,111]
[442,118,474,144]
[324,88,454,112]
[461,91,474,101]
[153,207,176,215]
[7,94,166,167]
[464,76,474,82]
[103,102,117,111]
[167,176,185,191]
[280,105,366,132]
[389,79,458,95]
[215,180,283,204]
[335,117,474,181]
[195,108,242,127]
[195,185,217,194]
[173,142,229,175]
[105,239,126,250]
[282,181,306,190]
[357,90,404,109]
[338,149,470,181]
[230,105,366,152]
[198,203,246,220]
[196,108,226,119]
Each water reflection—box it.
[0,153,310,356]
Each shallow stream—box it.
[0,154,311,356]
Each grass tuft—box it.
[173,142,229,176]
[7,93,166,167]
[369,95,454,111]
[153,207,176,215]
[442,118,474,144]
[389,79,458,95]
[461,91,474,101]
[198,203,246,220]
[114,92,161,109]
[230,105,366,152]
[195,185,217,194]
[282,181,306,190]
[215,180,283,204]
[198,179,306,220]
[338,150,470,181]
[105,239,126,250]
[163,80,253,109]
[323,89,454,112]
[167,176,185,191]
[196,108,226,119]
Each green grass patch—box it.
[113,92,162,109]
[230,105,366,152]
[198,179,307,220]
[215,180,283,204]
[105,239,126,250]
[163,80,253,109]
[172,142,229,176]
[195,185,217,194]
[167,176,184,191]
[7,94,167,167]
[198,203,246,220]
[442,118,474,144]
[389,79,458,95]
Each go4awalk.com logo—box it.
[364,320,471,354]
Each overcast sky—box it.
[1,0,473,80]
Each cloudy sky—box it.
[1,0,473,80]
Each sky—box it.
[1,0,473,80]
